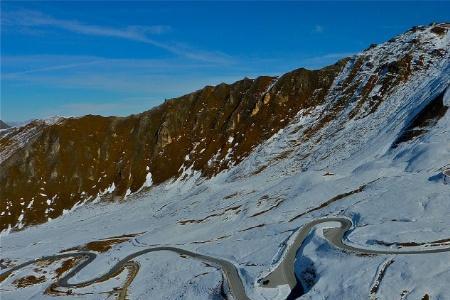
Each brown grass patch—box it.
[431,25,448,36]
[12,275,46,288]
[60,232,142,253]
[55,258,80,278]
[84,238,130,253]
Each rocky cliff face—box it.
[1,23,449,231]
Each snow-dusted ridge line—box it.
[227,24,450,181]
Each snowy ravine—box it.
[1,24,450,299]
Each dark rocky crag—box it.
[0,120,10,130]
[1,23,448,231]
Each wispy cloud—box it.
[312,25,324,33]
[3,60,104,78]
[2,10,232,64]
[2,52,354,91]
[1,55,244,97]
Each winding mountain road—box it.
[259,217,450,290]
[2,217,450,300]
[0,247,250,300]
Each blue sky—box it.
[1,1,449,122]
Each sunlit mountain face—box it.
[1,23,449,300]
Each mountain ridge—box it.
[0,120,10,129]
[0,22,449,232]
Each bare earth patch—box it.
[12,275,46,288]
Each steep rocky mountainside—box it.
[1,23,449,231]
[0,120,10,130]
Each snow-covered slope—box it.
[1,23,449,300]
